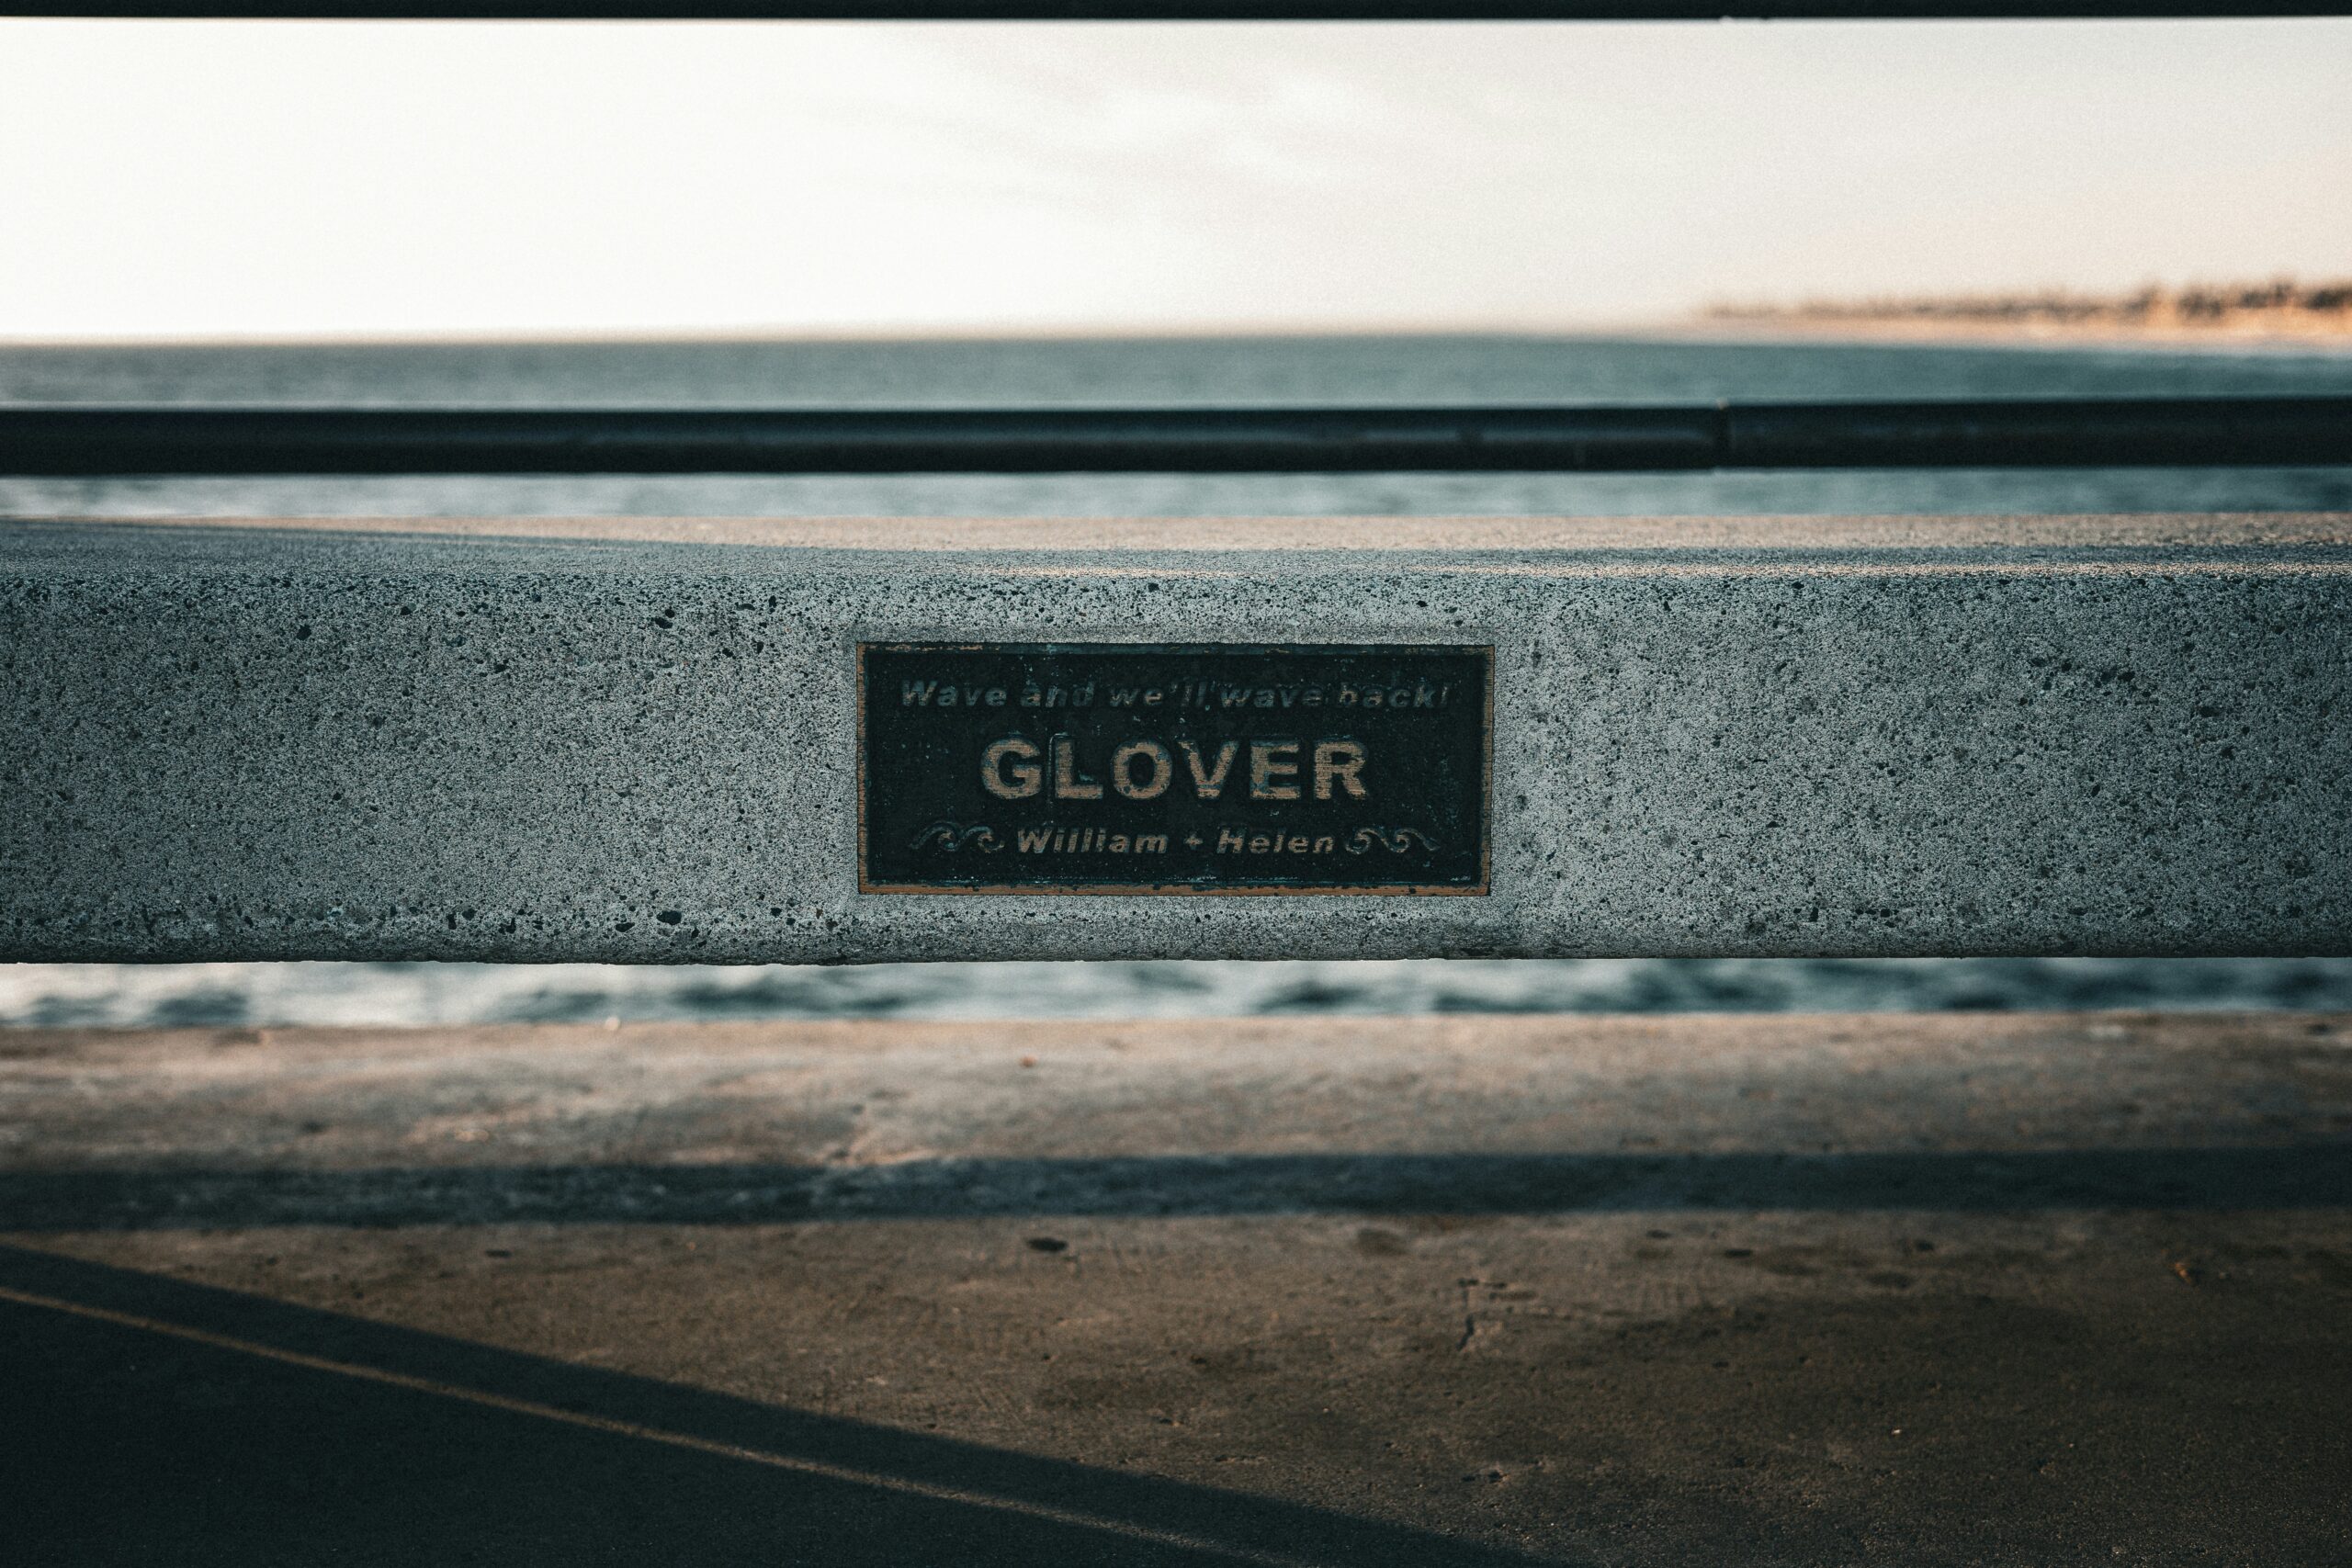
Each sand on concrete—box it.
[4,1010,2349,1564]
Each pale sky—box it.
[2,18,2346,340]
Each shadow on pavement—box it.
[4,1143,2348,1231]
[0,1244,1550,1568]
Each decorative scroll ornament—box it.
[1346,826,1440,854]
[910,820,1003,853]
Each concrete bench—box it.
[5,512,2347,963]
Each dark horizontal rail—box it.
[23,1,2348,15]
[2,398,2347,474]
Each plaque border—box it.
[855,641,1493,897]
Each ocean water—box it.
[8,332,2352,522]
[6,332,2350,1027]
[6,958,2352,1031]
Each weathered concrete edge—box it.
[17,510,2352,553]
[6,515,2351,964]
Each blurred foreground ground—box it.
[4,1012,2348,1565]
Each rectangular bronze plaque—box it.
[858,643,1491,895]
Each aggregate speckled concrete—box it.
[5,513,2350,961]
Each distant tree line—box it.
[1707,278,2352,332]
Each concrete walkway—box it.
[4,1011,2348,1564]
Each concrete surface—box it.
[6,513,2352,962]
[3,1010,2349,1564]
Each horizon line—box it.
[0,314,1696,350]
